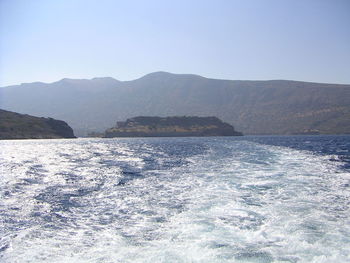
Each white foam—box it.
[0,138,349,262]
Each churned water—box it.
[0,136,349,263]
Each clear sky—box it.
[1,0,349,86]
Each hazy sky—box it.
[1,0,349,86]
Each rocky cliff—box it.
[104,116,242,137]
[0,109,76,139]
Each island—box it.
[104,116,243,137]
[0,109,76,139]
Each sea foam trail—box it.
[0,137,349,263]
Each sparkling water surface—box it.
[1,136,349,262]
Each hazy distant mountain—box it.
[1,72,349,136]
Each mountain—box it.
[104,116,243,137]
[1,72,349,136]
[0,109,76,139]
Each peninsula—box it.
[104,116,242,137]
[0,109,76,139]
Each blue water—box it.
[242,135,350,170]
[0,136,349,262]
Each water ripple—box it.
[0,136,349,262]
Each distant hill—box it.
[1,72,349,136]
[0,109,75,139]
[104,116,242,137]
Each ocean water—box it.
[0,136,349,263]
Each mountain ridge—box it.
[1,72,349,136]
[3,71,350,89]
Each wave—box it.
[0,137,349,262]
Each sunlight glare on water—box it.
[0,137,350,263]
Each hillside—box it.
[104,116,242,137]
[0,109,76,139]
[1,72,349,136]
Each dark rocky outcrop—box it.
[104,116,243,137]
[0,109,76,139]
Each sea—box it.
[0,135,349,263]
